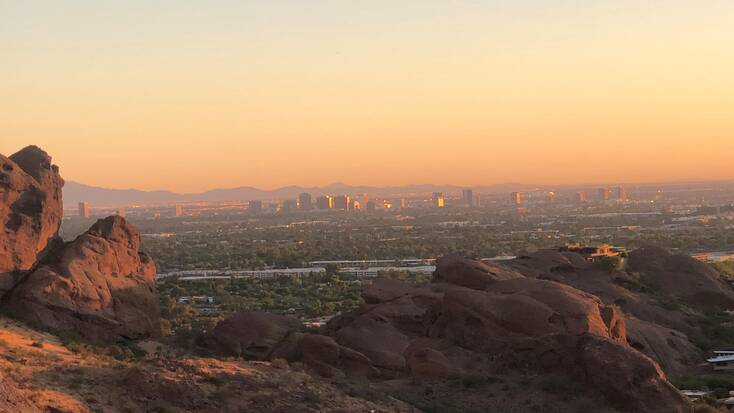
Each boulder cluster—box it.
[0,146,159,343]
[200,255,691,412]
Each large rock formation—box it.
[506,333,689,412]
[503,247,723,374]
[0,146,63,295]
[198,311,305,359]
[627,245,734,311]
[0,145,159,344]
[433,254,523,289]
[625,316,701,374]
[272,332,379,378]
[203,258,690,412]
[427,279,627,353]
[2,216,159,343]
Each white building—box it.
[680,390,712,401]
[706,351,734,370]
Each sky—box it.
[2,1,733,192]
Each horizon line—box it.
[66,177,734,196]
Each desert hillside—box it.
[0,316,415,413]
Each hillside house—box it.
[707,351,734,371]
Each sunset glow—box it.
[3,1,733,192]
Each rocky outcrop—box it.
[335,262,686,411]
[199,312,380,378]
[0,146,158,344]
[0,146,63,296]
[426,279,627,353]
[272,332,379,378]
[203,255,689,412]
[2,216,159,343]
[627,245,734,311]
[199,311,304,359]
[507,333,689,413]
[433,254,523,289]
[625,317,701,375]
[503,246,734,377]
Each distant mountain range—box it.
[62,181,540,207]
[63,179,734,208]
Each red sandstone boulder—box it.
[2,216,159,343]
[362,278,442,305]
[576,334,690,413]
[331,317,411,372]
[0,146,63,296]
[427,278,626,352]
[405,347,463,378]
[628,245,734,311]
[625,317,701,375]
[201,311,304,359]
[486,278,627,342]
[433,254,523,290]
[271,332,379,378]
[507,334,690,413]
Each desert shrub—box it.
[148,400,181,413]
[694,403,725,413]
[705,375,734,391]
[672,375,707,390]
[540,374,576,396]
[458,373,500,388]
[712,260,734,280]
[302,388,322,404]
[714,387,730,399]
[271,358,289,369]
[595,256,622,273]
[460,373,485,388]
[673,373,734,392]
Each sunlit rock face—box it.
[0,146,159,344]
[0,146,64,296]
[3,216,159,343]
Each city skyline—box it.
[4,1,734,192]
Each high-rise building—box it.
[316,195,334,210]
[597,187,610,202]
[366,200,376,211]
[614,187,628,204]
[249,200,263,213]
[510,192,522,207]
[546,191,556,205]
[350,199,361,211]
[175,205,183,217]
[575,191,587,206]
[334,195,350,211]
[78,201,90,219]
[432,192,445,208]
[392,198,406,210]
[281,199,298,212]
[463,189,474,206]
[116,208,126,218]
[298,192,313,210]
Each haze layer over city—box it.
[2,1,734,413]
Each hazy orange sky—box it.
[2,1,733,192]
